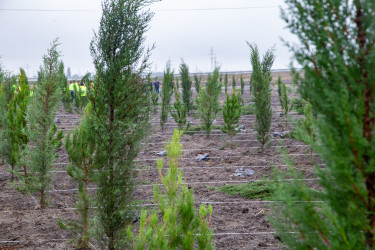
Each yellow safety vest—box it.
[80,85,87,96]
[69,84,75,91]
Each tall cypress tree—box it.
[270,1,375,248]
[224,73,228,95]
[89,0,152,248]
[160,61,174,131]
[24,39,64,208]
[180,61,193,115]
[248,43,274,154]
[276,76,292,129]
[232,75,236,89]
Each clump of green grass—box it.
[242,103,256,115]
[185,124,221,135]
[207,181,273,200]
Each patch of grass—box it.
[242,103,255,115]
[207,181,273,200]
[184,124,221,135]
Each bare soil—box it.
[0,79,318,249]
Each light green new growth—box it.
[127,129,214,249]
[222,90,242,149]
[196,67,222,138]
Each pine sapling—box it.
[248,43,274,154]
[160,62,174,131]
[277,77,293,128]
[194,74,201,95]
[58,105,96,249]
[196,68,222,138]
[25,39,64,208]
[222,90,242,149]
[127,130,214,249]
[170,86,186,131]
[180,62,193,115]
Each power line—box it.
[0,6,280,13]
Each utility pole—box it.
[209,47,215,71]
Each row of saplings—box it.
[0,44,315,250]
[155,45,315,154]
[0,43,214,249]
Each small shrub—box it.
[208,182,273,200]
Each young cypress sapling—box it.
[0,74,15,169]
[248,43,274,154]
[170,86,186,131]
[295,103,316,162]
[180,61,193,115]
[270,1,375,248]
[175,76,179,90]
[7,69,30,185]
[196,68,222,138]
[224,73,228,95]
[222,90,242,149]
[240,75,245,96]
[58,104,96,249]
[89,0,153,248]
[232,75,236,90]
[194,74,201,95]
[127,130,214,249]
[276,76,293,128]
[25,39,64,208]
[160,61,174,131]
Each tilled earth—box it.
[0,84,319,249]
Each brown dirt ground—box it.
[0,79,319,249]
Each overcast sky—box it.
[0,0,297,77]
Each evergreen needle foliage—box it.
[270,1,375,248]
[295,103,317,162]
[240,75,245,96]
[24,39,64,208]
[7,69,30,185]
[0,67,14,169]
[175,76,179,90]
[127,130,214,249]
[160,61,174,131]
[221,90,242,149]
[248,43,275,154]
[232,75,236,89]
[224,73,228,95]
[151,90,159,109]
[196,67,222,138]
[276,77,293,128]
[58,105,96,249]
[170,87,187,131]
[89,0,153,248]
[194,74,202,95]
[180,61,193,115]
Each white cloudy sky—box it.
[0,0,297,77]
